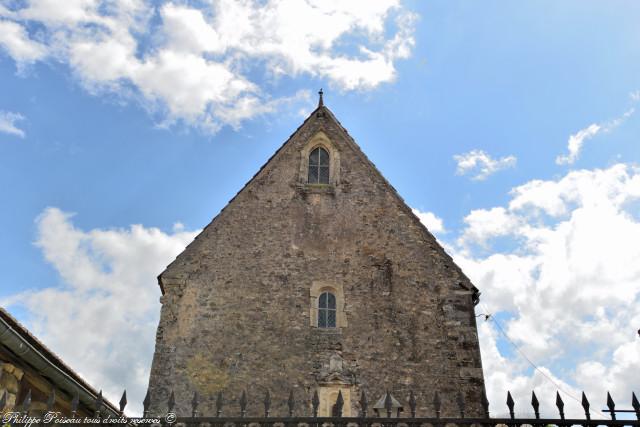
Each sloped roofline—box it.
[158,104,478,296]
[0,307,120,415]
[157,104,326,294]
[319,107,478,294]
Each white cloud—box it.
[1,207,199,415]
[454,149,517,180]
[556,108,635,165]
[458,207,520,248]
[412,208,445,233]
[0,20,47,63]
[451,164,640,416]
[555,124,601,165]
[0,110,26,138]
[0,1,417,133]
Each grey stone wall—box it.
[146,106,486,417]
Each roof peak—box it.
[318,88,324,107]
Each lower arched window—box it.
[318,292,336,328]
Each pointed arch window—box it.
[318,291,337,328]
[308,147,330,184]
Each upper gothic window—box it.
[318,291,337,328]
[308,147,330,184]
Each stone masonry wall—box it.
[146,106,486,418]
[1,362,23,411]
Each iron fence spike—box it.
[47,388,56,412]
[216,391,223,417]
[191,391,200,418]
[167,390,175,413]
[191,391,198,408]
[631,391,640,420]
[409,390,417,417]
[96,389,103,414]
[288,389,295,416]
[0,391,6,412]
[556,391,565,420]
[384,390,393,417]
[312,390,319,417]
[531,390,540,419]
[119,390,127,413]
[263,389,271,417]
[433,390,441,418]
[506,391,515,419]
[191,391,198,417]
[333,390,344,418]
[22,388,32,413]
[481,389,490,417]
[142,389,150,416]
[607,391,616,420]
[581,391,591,420]
[457,391,465,417]
[240,390,247,417]
[71,391,80,415]
[360,390,368,417]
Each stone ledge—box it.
[296,183,336,195]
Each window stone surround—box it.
[309,280,347,328]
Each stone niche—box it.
[316,354,354,416]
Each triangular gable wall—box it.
[158,105,476,295]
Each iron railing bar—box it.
[158,416,640,425]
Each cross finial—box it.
[318,88,324,107]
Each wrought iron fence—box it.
[1,387,639,426]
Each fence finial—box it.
[216,391,223,417]
[531,390,540,419]
[481,389,490,418]
[288,389,296,417]
[311,390,319,417]
[632,392,639,420]
[332,390,344,417]
[22,388,32,414]
[240,390,248,417]
[47,388,56,412]
[142,389,150,417]
[506,391,515,419]
[263,389,271,417]
[95,389,104,418]
[555,391,565,420]
[166,390,175,414]
[384,390,393,418]
[433,391,441,419]
[581,391,591,420]
[409,390,417,418]
[119,390,127,413]
[191,391,198,417]
[71,391,80,418]
[360,390,368,417]
[606,391,616,420]
[456,391,466,418]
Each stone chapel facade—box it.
[146,95,486,417]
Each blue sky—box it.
[1,0,639,418]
